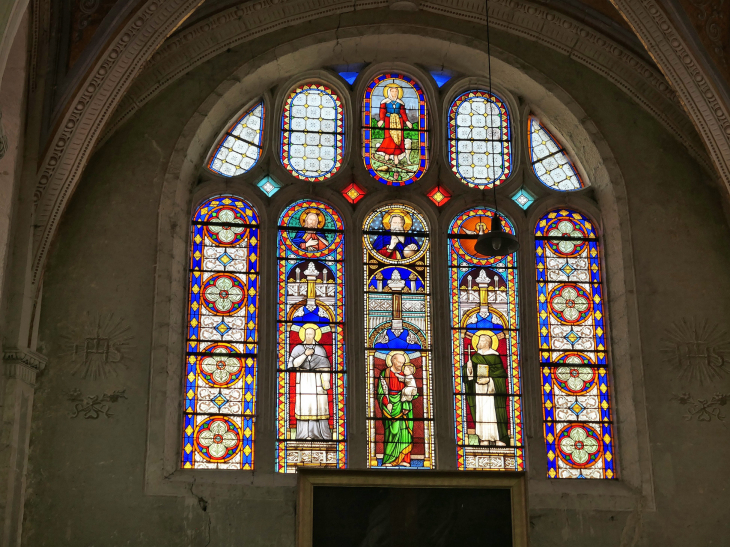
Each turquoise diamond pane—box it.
[511,186,535,210]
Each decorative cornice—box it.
[3,347,47,386]
[611,0,730,190]
[30,0,204,286]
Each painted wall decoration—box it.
[208,102,265,177]
[281,84,344,181]
[276,200,347,472]
[535,209,615,479]
[448,91,512,189]
[182,195,259,469]
[364,204,434,468]
[448,208,524,471]
[528,116,584,191]
[362,73,429,186]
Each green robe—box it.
[377,368,417,465]
[463,352,509,444]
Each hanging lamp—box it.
[466,0,519,257]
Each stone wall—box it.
[21,18,730,547]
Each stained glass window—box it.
[281,84,344,181]
[528,116,585,191]
[182,195,259,469]
[535,209,615,479]
[448,209,524,471]
[208,102,264,177]
[364,204,434,468]
[448,91,512,189]
[362,74,429,186]
[276,200,347,472]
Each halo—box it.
[385,350,409,368]
[299,208,326,229]
[471,330,499,351]
[382,209,413,231]
[298,323,323,342]
[383,83,404,99]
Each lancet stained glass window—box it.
[362,73,429,186]
[281,84,344,181]
[208,102,264,177]
[448,91,512,188]
[182,195,259,469]
[276,200,347,472]
[535,209,615,479]
[364,204,434,468]
[529,116,585,191]
[449,208,524,471]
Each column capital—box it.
[2,347,47,386]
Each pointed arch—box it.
[182,195,260,469]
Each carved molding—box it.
[30,0,203,286]
[611,0,730,192]
[102,0,706,179]
[2,346,47,386]
[29,0,720,294]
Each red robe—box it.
[377,100,410,156]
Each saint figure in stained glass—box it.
[449,208,524,471]
[288,324,332,440]
[362,74,429,186]
[364,204,434,469]
[276,200,347,472]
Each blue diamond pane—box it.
[212,392,229,410]
[217,251,233,266]
[430,71,451,87]
[570,400,585,417]
[338,71,358,85]
[511,186,535,210]
[257,175,280,197]
[215,320,231,336]
[560,263,575,277]
[565,330,580,345]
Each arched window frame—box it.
[280,82,346,181]
[182,194,261,470]
[446,89,513,189]
[534,207,617,479]
[147,60,655,499]
[275,199,348,473]
[206,100,267,178]
[527,114,587,192]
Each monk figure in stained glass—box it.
[377,351,417,466]
[372,211,420,260]
[376,84,413,165]
[463,331,509,446]
[292,209,330,252]
[288,325,332,440]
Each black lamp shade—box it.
[474,214,520,257]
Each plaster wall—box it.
[20,19,730,547]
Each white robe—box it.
[472,349,500,443]
[289,342,332,440]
